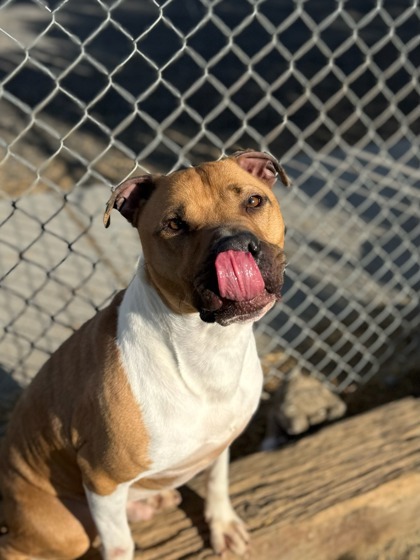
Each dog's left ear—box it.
[103,174,156,228]
[231,149,291,188]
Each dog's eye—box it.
[167,217,186,232]
[247,195,263,208]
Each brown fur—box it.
[0,292,150,558]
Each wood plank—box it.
[250,474,420,560]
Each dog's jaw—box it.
[200,292,278,326]
[194,244,285,326]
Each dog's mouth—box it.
[194,248,284,326]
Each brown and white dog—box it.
[0,150,290,560]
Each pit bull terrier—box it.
[0,150,290,559]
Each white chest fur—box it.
[116,266,263,490]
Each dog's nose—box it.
[215,231,261,257]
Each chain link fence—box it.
[1,0,419,395]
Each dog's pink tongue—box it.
[215,250,265,301]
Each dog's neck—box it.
[116,260,259,401]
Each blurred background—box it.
[0,0,419,407]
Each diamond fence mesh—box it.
[0,0,419,395]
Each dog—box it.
[0,149,290,559]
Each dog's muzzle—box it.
[193,231,285,326]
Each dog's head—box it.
[104,150,290,326]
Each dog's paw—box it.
[146,488,182,512]
[264,373,346,443]
[126,500,156,522]
[126,489,182,523]
[207,509,250,557]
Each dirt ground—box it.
[230,365,420,458]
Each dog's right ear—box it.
[103,174,156,228]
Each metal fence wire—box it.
[0,0,419,394]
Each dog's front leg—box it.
[205,448,249,557]
[84,483,134,560]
